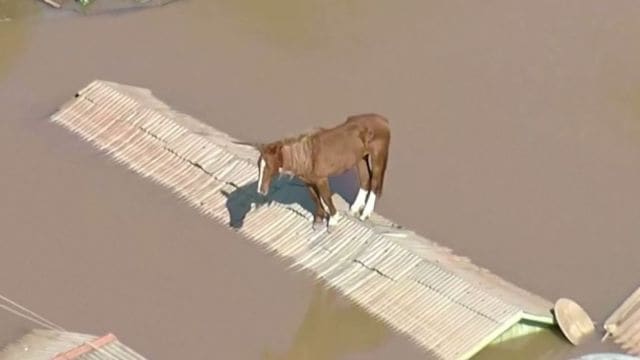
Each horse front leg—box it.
[349,155,371,216]
[360,152,384,221]
[306,184,327,229]
[316,178,342,228]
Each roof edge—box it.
[460,311,524,360]
[461,311,556,359]
[521,311,555,325]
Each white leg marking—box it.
[359,192,377,220]
[349,188,368,215]
[257,158,266,193]
[328,211,342,226]
[319,196,330,214]
[320,196,341,227]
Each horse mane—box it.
[279,127,322,175]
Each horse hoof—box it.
[328,212,343,227]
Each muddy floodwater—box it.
[1,0,640,359]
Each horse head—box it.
[234,140,283,196]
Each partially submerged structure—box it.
[39,0,178,14]
[50,80,562,359]
[0,329,147,359]
[604,287,640,356]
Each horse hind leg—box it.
[349,155,371,216]
[316,178,342,228]
[359,191,376,221]
[307,184,327,229]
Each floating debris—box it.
[40,0,62,8]
[554,298,596,346]
[39,0,180,15]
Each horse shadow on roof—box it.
[222,168,358,229]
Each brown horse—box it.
[239,113,390,228]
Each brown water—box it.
[0,0,39,80]
[1,0,640,359]
[263,282,389,360]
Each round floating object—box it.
[554,298,596,346]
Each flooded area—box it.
[0,0,39,80]
[263,282,390,360]
[1,0,640,359]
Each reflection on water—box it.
[199,0,360,49]
[263,283,389,360]
[217,0,318,46]
[0,0,40,80]
[473,326,571,360]
[614,87,640,142]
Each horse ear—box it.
[264,143,283,155]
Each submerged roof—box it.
[50,80,555,359]
[0,329,147,360]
